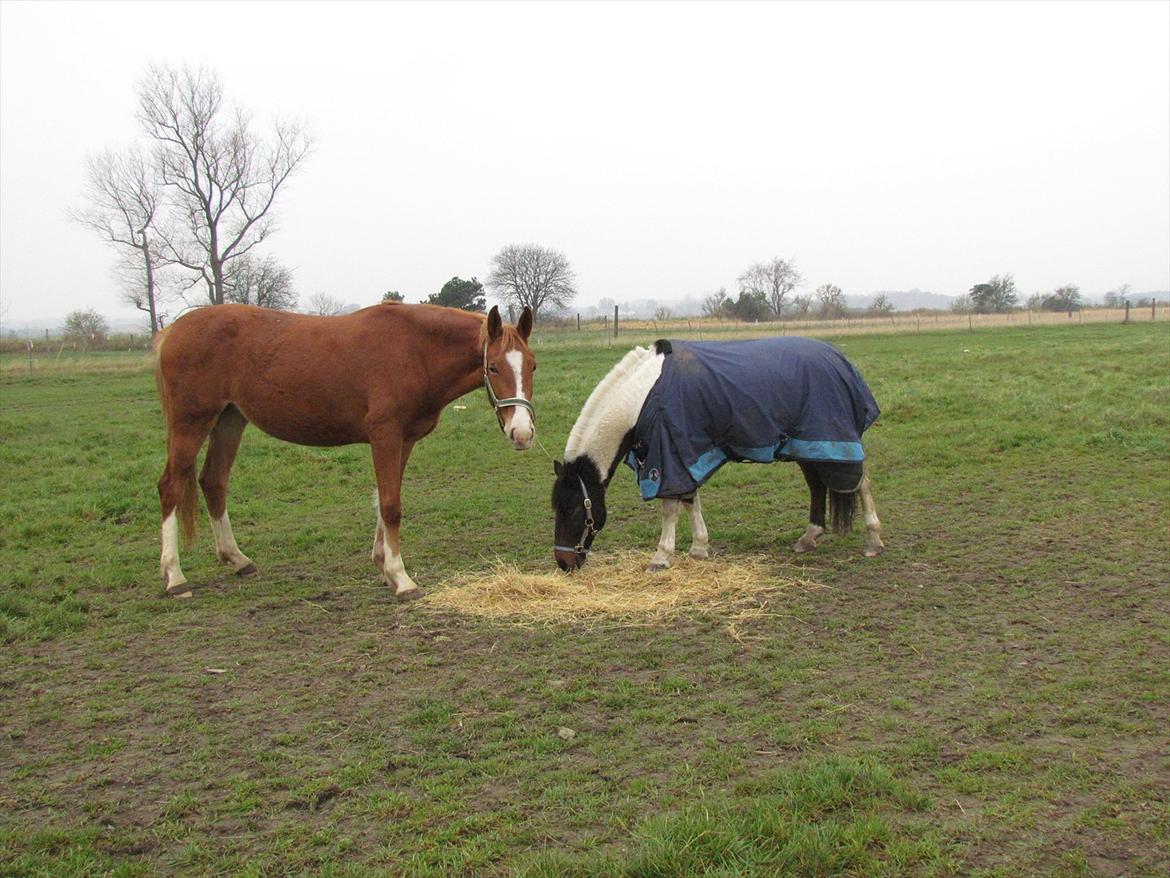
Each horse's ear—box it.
[517,306,533,341]
[553,459,563,477]
[487,305,503,342]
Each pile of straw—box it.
[422,550,825,632]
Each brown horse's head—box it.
[483,305,536,450]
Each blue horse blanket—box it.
[625,337,879,500]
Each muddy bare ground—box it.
[3,482,1167,876]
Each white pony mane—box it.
[565,345,663,470]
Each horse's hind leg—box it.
[683,493,710,560]
[158,423,214,598]
[199,405,256,576]
[859,468,884,557]
[794,462,826,553]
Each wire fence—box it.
[1,305,1163,377]
[535,305,1165,349]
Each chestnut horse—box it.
[154,302,535,600]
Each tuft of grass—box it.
[517,757,946,877]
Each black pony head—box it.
[551,457,607,571]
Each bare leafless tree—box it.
[137,63,311,306]
[64,309,110,350]
[486,244,578,322]
[737,257,803,318]
[702,287,731,318]
[223,253,297,310]
[307,292,345,316]
[1103,283,1131,308]
[815,283,847,319]
[71,149,169,333]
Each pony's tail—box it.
[153,327,198,548]
[828,489,857,535]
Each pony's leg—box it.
[683,493,710,559]
[371,434,420,599]
[859,471,884,557]
[199,405,256,576]
[648,499,681,571]
[794,462,826,553]
[157,425,213,598]
[371,440,413,569]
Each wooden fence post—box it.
[1124,301,1130,324]
[613,305,619,339]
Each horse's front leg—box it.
[372,440,415,569]
[683,493,709,560]
[370,433,421,600]
[648,499,681,572]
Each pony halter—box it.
[554,475,598,556]
[483,343,535,433]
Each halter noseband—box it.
[554,475,599,557]
[483,342,535,433]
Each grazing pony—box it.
[551,337,883,571]
[154,302,535,599]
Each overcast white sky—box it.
[1,0,1168,328]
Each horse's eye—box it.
[532,363,537,372]
[488,365,499,374]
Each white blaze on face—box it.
[505,349,534,443]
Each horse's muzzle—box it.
[509,425,534,451]
[554,548,585,572]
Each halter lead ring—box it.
[483,343,535,433]
[554,475,598,557]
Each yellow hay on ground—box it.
[422,550,827,632]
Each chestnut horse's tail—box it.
[153,327,198,547]
[828,489,857,534]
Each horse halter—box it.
[554,474,598,557]
[483,342,535,433]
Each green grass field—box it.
[2,321,1167,877]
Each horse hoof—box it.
[164,576,191,597]
[864,546,884,558]
[689,549,709,561]
[646,563,668,573]
[235,563,259,577]
[396,587,423,602]
[793,541,814,554]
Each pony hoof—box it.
[864,546,884,558]
[235,563,259,577]
[793,541,815,554]
[164,575,191,598]
[646,563,668,573]
[689,549,709,560]
[396,587,423,602]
